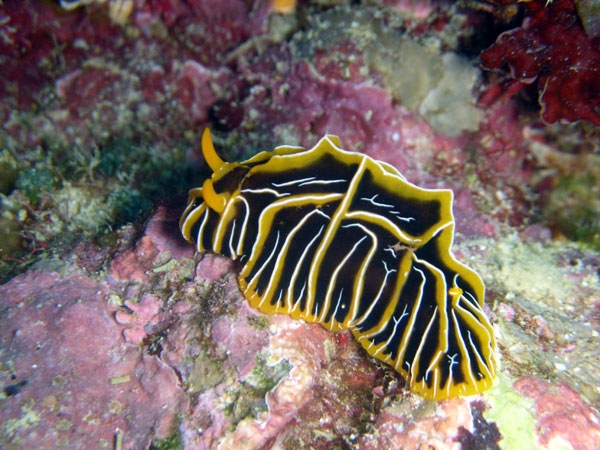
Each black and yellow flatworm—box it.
[180,129,496,400]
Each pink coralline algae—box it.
[0,0,271,144]
[174,61,234,124]
[232,52,455,181]
[132,0,272,64]
[514,377,600,450]
[203,317,332,449]
[480,0,600,125]
[116,294,165,344]
[0,0,124,119]
[0,269,185,448]
[358,396,476,449]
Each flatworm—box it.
[180,129,496,400]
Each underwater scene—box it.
[1,1,599,448]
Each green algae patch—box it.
[542,173,600,250]
[185,352,225,393]
[221,356,293,425]
[15,168,59,206]
[484,374,537,450]
[0,216,23,257]
[150,427,183,450]
[0,158,18,195]
[109,187,153,227]
[246,314,270,331]
[245,355,292,393]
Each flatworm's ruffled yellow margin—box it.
[181,129,497,401]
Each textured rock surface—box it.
[1,0,599,449]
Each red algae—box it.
[480,0,600,125]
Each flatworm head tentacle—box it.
[180,130,497,400]
[201,129,226,173]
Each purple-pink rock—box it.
[514,377,600,449]
[0,269,185,448]
[2,0,600,448]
